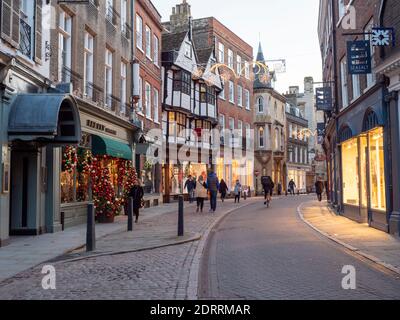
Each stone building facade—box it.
[0,0,81,245]
[253,43,286,195]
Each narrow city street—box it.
[199,195,400,300]
[1,196,400,300]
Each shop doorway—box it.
[9,149,39,235]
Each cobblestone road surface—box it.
[0,199,252,300]
[199,196,400,300]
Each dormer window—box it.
[184,42,192,58]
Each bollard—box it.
[128,197,134,232]
[178,195,184,237]
[86,203,96,252]
[60,212,65,231]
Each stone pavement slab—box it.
[299,201,400,273]
[0,202,195,283]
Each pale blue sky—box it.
[153,0,322,94]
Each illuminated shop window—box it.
[342,138,359,206]
[369,127,386,211]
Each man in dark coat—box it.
[315,180,324,202]
[207,171,220,212]
[219,179,228,202]
[129,182,144,223]
[261,176,274,207]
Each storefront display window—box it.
[61,167,75,203]
[342,138,359,206]
[359,136,368,209]
[368,128,386,211]
[61,146,78,204]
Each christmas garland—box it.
[62,146,78,173]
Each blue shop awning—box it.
[8,94,81,144]
[92,135,133,160]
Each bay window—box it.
[259,127,265,148]
[173,70,191,95]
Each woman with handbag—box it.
[195,176,208,213]
[129,182,144,223]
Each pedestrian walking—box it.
[128,182,144,223]
[234,180,242,203]
[261,176,274,207]
[288,179,296,195]
[219,179,228,202]
[207,170,220,212]
[184,175,196,203]
[277,182,282,196]
[195,176,208,213]
[243,185,249,200]
[315,180,324,202]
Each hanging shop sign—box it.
[317,123,326,137]
[347,40,372,75]
[316,87,333,111]
[371,28,395,47]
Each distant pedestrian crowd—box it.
[183,171,252,213]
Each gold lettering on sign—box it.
[86,120,117,136]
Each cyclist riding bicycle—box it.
[261,176,275,207]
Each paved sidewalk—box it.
[0,202,195,283]
[0,198,256,300]
[299,201,400,274]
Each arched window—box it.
[259,127,265,148]
[363,110,379,132]
[274,101,278,116]
[339,126,353,143]
[257,96,264,113]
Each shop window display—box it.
[342,138,359,206]
[61,144,138,221]
[368,128,386,211]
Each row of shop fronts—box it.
[324,86,394,233]
[0,57,161,246]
